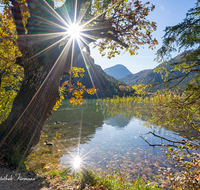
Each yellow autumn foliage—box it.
[0,7,24,123]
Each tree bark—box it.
[0,0,86,167]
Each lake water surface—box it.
[26,100,199,180]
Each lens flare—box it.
[67,23,82,39]
[73,155,82,169]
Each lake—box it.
[26,100,199,180]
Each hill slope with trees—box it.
[61,52,135,98]
[120,53,197,91]
[119,69,151,84]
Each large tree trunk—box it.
[0,0,86,167]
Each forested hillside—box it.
[61,52,135,98]
[120,53,198,91]
[119,69,151,84]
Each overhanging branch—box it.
[140,131,200,149]
[99,33,129,48]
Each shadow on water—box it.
[26,100,199,180]
[26,100,105,168]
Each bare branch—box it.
[140,131,200,148]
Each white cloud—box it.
[160,5,165,11]
[160,4,170,15]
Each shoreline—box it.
[0,165,165,190]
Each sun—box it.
[67,23,82,39]
[73,155,82,169]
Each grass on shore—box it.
[34,165,164,190]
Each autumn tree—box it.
[134,1,200,188]
[155,0,200,93]
[0,6,24,123]
[0,0,157,167]
[153,0,200,124]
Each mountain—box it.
[104,64,132,79]
[119,69,152,85]
[61,52,135,98]
[119,53,197,91]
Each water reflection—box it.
[26,100,199,180]
[60,118,177,179]
[104,114,131,128]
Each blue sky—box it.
[90,0,198,74]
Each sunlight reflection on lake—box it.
[26,100,199,180]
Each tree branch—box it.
[140,131,200,148]
[99,33,129,48]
